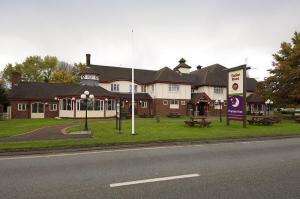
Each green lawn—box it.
[0,118,76,138]
[0,117,299,152]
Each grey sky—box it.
[0,0,299,80]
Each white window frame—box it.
[141,101,148,108]
[214,87,223,94]
[111,83,119,92]
[129,85,138,92]
[181,100,186,106]
[107,99,116,111]
[141,85,147,93]
[49,104,57,111]
[163,100,168,105]
[170,99,179,105]
[170,99,179,109]
[168,84,180,92]
[18,103,27,111]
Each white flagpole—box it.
[131,29,135,135]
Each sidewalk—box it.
[0,123,91,142]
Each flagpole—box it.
[131,29,135,135]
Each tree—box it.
[0,77,8,109]
[264,31,300,107]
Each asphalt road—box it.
[0,138,299,199]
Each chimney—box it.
[197,65,202,70]
[11,72,21,87]
[86,54,91,65]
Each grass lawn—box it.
[0,117,299,152]
[0,118,77,138]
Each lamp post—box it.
[80,90,94,131]
[265,99,271,116]
[218,98,224,122]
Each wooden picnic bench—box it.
[184,116,211,128]
[247,116,277,126]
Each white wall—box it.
[100,81,142,93]
[194,86,255,101]
[150,83,191,99]
[194,86,226,101]
[75,110,104,118]
[59,110,74,118]
[177,68,190,74]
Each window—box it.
[49,104,57,111]
[129,85,138,92]
[151,85,154,92]
[141,85,147,93]
[32,103,44,113]
[61,99,72,110]
[107,99,116,111]
[77,99,104,111]
[94,100,104,111]
[111,83,119,92]
[214,87,223,94]
[170,99,179,109]
[141,101,148,108]
[169,84,180,92]
[18,103,27,111]
[170,100,179,105]
[163,100,168,105]
[181,100,186,106]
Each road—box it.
[0,138,299,199]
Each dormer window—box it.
[111,83,119,92]
[81,74,99,81]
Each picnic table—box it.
[184,116,211,128]
[247,116,279,126]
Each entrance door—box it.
[198,102,206,115]
[31,103,45,118]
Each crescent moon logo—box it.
[232,97,240,108]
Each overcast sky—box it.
[0,0,299,80]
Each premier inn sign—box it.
[226,65,248,128]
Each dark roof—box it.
[115,93,152,100]
[190,64,257,91]
[85,64,192,84]
[8,82,115,100]
[174,58,192,70]
[191,93,211,103]
[246,93,265,103]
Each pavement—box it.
[0,123,91,142]
[0,137,299,199]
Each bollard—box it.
[155,115,160,123]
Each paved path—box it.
[0,137,299,199]
[0,123,91,142]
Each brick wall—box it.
[10,100,30,119]
[44,103,59,118]
[153,99,188,116]
[10,100,59,119]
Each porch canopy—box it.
[190,92,211,104]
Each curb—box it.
[0,135,300,157]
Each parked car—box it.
[280,108,295,114]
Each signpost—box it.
[226,65,248,128]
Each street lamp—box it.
[265,99,273,116]
[218,98,224,122]
[80,90,94,131]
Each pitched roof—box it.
[246,93,265,103]
[174,58,192,70]
[8,82,115,100]
[191,93,211,103]
[85,64,193,84]
[190,64,257,91]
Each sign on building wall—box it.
[227,65,247,127]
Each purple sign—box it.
[227,95,244,120]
